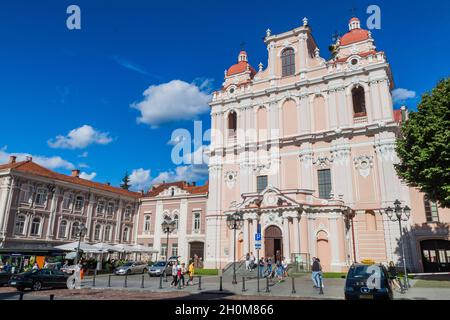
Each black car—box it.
[0,272,12,286]
[8,269,69,291]
[344,263,394,300]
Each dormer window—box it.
[281,48,295,77]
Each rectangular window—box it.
[161,244,168,258]
[97,201,105,214]
[62,194,73,210]
[318,169,332,199]
[74,196,84,211]
[35,188,47,206]
[257,175,268,193]
[425,199,439,223]
[107,203,114,216]
[171,244,178,257]
[193,212,201,232]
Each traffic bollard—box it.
[124,274,128,288]
[291,277,296,294]
[141,274,145,288]
[92,270,96,287]
[219,276,223,291]
[108,274,111,287]
[159,274,163,289]
[319,274,324,295]
[19,292,24,300]
[265,277,270,293]
[198,276,202,290]
[49,294,54,301]
[242,277,246,292]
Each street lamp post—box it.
[385,199,411,290]
[161,217,176,282]
[74,223,87,266]
[226,212,244,285]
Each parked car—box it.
[8,269,69,291]
[148,261,171,277]
[168,256,181,263]
[344,263,394,300]
[114,261,148,275]
[0,272,12,286]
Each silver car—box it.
[114,261,148,275]
[148,261,171,277]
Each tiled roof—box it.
[146,181,208,197]
[0,160,140,198]
[340,28,370,46]
[227,61,257,77]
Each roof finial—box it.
[258,62,264,72]
[303,17,308,26]
[266,28,271,37]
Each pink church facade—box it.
[203,17,450,272]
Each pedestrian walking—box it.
[311,257,321,288]
[180,262,187,287]
[188,261,195,286]
[388,261,402,291]
[250,252,256,270]
[282,257,288,277]
[170,263,178,287]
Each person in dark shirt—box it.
[311,257,322,288]
[388,261,401,291]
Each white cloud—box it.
[78,151,89,158]
[0,146,75,170]
[129,168,152,191]
[80,172,97,181]
[392,88,416,104]
[131,80,211,128]
[151,164,208,185]
[48,125,113,149]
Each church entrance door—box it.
[264,225,282,261]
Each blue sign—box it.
[255,243,261,250]
[255,233,262,241]
[257,223,261,234]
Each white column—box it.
[0,177,13,240]
[329,215,341,271]
[328,90,338,129]
[46,188,60,240]
[243,219,249,255]
[86,193,95,241]
[133,202,140,245]
[293,217,300,254]
[282,217,291,262]
[153,200,163,255]
[298,33,307,71]
[178,199,188,261]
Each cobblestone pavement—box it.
[1,274,449,300]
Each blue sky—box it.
[0,0,449,190]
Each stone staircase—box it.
[222,260,258,278]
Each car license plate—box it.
[359,294,374,300]
[10,282,16,285]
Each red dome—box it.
[340,29,370,46]
[227,61,257,77]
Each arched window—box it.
[122,227,129,242]
[104,225,112,242]
[173,214,179,230]
[94,225,102,241]
[30,217,41,236]
[424,196,439,223]
[71,222,80,239]
[58,220,68,238]
[281,48,295,77]
[14,215,26,235]
[352,86,366,116]
[227,111,237,137]
[144,215,151,232]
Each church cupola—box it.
[238,50,248,62]
[349,17,361,30]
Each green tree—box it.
[120,171,131,190]
[395,78,450,208]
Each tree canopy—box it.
[395,78,450,208]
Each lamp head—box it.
[386,206,394,219]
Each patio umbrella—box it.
[130,244,158,253]
[92,243,118,252]
[54,241,105,253]
[111,244,135,253]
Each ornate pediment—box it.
[237,187,300,211]
[158,186,189,197]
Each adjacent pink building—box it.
[204,17,450,272]
[0,157,140,249]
